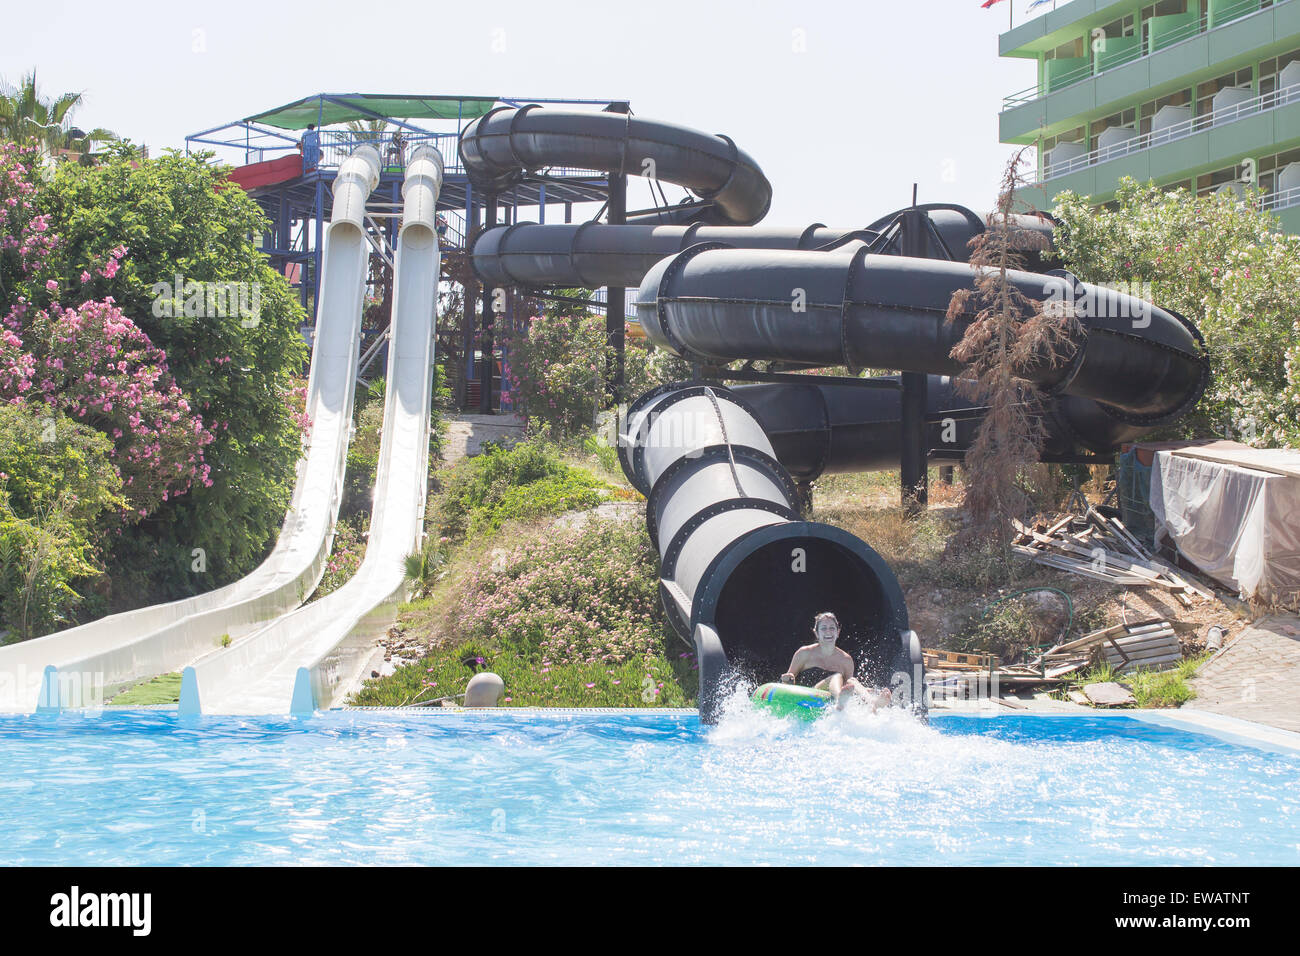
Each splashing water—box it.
[0,706,1295,865]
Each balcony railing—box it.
[314,130,463,173]
[1262,182,1300,209]
[1032,80,1300,182]
[246,128,609,186]
[1002,0,1287,110]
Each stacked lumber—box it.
[1034,618,1182,675]
[1011,507,1213,607]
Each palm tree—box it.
[0,70,117,154]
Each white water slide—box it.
[179,146,443,715]
[0,147,383,712]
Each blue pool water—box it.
[1,701,1297,865]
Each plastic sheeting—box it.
[1150,447,1300,607]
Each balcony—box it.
[1033,77,1300,181]
[1261,180,1300,207]
[1003,0,1289,109]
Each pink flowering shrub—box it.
[9,299,215,518]
[348,515,695,708]
[0,141,214,524]
[313,517,365,599]
[454,516,666,666]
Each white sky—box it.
[2,0,1057,225]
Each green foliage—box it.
[314,517,365,600]
[504,310,606,438]
[503,301,691,440]
[0,404,124,534]
[580,432,621,477]
[1122,654,1206,708]
[622,338,693,402]
[0,406,124,637]
[1068,652,1208,709]
[351,517,697,708]
[429,364,451,460]
[950,599,1039,663]
[341,379,385,521]
[436,438,609,540]
[0,69,116,153]
[36,143,309,604]
[1053,179,1300,447]
[351,640,692,708]
[939,540,1021,591]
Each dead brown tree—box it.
[945,147,1080,550]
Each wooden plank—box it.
[1143,554,1217,601]
[1050,623,1126,655]
[1113,653,1183,674]
[1108,636,1179,655]
[1107,637,1179,656]
[1045,514,1075,536]
[1045,660,1088,678]
[1108,514,1155,560]
[1087,507,1157,564]
[1012,545,1151,585]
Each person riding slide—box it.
[780,611,892,712]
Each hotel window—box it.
[1139,90,1193,134]
[1259,147,1300,198]
[1196,67,1255,121]
[1140,0,1193,30]
[1044,37,1087,61]
[1196,165,1246,196]
[1259,48,1300,105]
[1042,127,1087,154]
[1091,108,1138,154]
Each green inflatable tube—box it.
[751,682,834,721]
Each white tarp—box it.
[1150,446,1300,608]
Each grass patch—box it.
[108,672,182,706]
[1065,652,1209,708]
[350,639,695,708]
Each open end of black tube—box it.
[692,523,909,689]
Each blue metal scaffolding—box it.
[186,93,624,410]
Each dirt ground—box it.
[808,470,1250,659]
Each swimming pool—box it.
[1,702,1297,866]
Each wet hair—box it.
[812,611,840,632]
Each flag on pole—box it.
[982,0,1013,28]
[1028,0,1054,9]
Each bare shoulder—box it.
[835,647,856,674]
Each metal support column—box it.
[606,170,627,405]
[312,178,324,321]
[900,190,928,515]
[479,194,498,414]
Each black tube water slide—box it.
[637,250,1207,425]
[458,105,1207,720]
[460,105,771,225]
[616,381,922,721]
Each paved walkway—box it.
[440,412,525,464]
[1187,615,1300,732]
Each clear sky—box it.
[2,0,1058,225]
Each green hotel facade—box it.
[1000,0,1300,232]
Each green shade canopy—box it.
[245,94,499,130]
